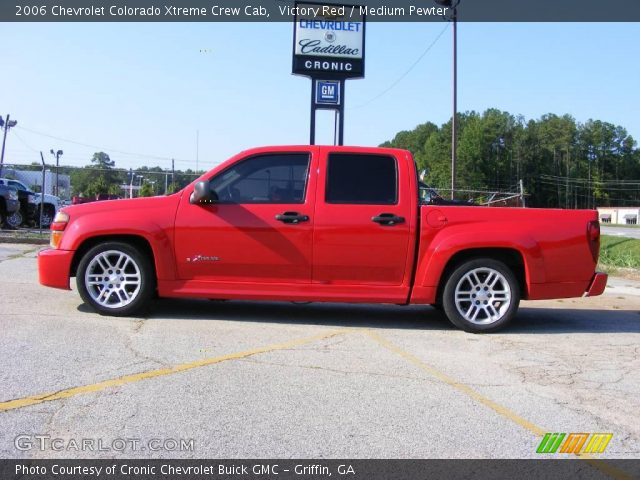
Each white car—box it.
[0,178,60,227]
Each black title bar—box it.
[2,459,640,480]
[5,0,640,22]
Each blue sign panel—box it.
[315,80,341,105]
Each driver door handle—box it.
[275,211,309,224]
[372,213,405,226]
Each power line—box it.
[540,174,640,186]
[350,23,450,110]
[16,126,198,164]
[4,162,202,177]
[11,130,39,153]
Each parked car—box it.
[71,194,121,205]
[0,184,20,229]
[0,178,60,227]
[38,145,606,332]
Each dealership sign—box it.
[292,1,365,79]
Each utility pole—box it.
[435,0,460,199]
[50,149,63,196]
[128,169,133,199]
[40,152,46,234]
[451,5,457,199]
[0,114,18,178]
[171,158,175,192]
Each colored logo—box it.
[315,80,341,105]
[537,433,613,455]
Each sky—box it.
[1,21,639,172]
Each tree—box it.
[381,109,640,208]
[70,152,124,197]
[139,182,154,197]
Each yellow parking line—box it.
[364,330,546,435]
[0,329,346,413]
[364,330,633,480]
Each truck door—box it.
[174,150,317,284]
[313,150,416,289]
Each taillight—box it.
[587,220,600,263]
[50,211,70,249]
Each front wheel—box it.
[39,205,56,227]
[76,242,155,316]
[442,258,520,333]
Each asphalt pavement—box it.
[602,226,640,239]
[0,243,639,464]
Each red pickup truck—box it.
[38,145,607,332]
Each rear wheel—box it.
[76,242,155,316]
[442,258,520,333]
[6,210,23,228]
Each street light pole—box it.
[50,149,63,196]
[0,114,18,178]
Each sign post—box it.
[292,1,365,145]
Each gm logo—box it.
[315,80,341,105]
[537,433,613,455]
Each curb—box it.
[0,235,49,245]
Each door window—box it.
[209,154,310,204]
[325,154,397,204]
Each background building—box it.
[597,207,639,225]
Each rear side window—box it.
[326,154,397,204]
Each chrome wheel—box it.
[454,267,512,325]
[84,250,141,309]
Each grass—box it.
[0,230,49,245]
[599,235,640,271]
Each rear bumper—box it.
[38,248,73,290]
[585,272,608,297]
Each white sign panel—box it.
[292,2,365,79]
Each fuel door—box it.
[426,209,448,228]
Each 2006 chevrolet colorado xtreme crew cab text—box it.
[38,145,607,332]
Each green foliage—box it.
[138,182,154,197]
[381,110,640,207]
[599,235,640,270]
[70,152,123,197]
[167,182,179,194]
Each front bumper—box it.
[585,272,608,297]
[38,248,74,290]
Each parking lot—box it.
[0,243,639,461]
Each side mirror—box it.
[189,181,217,205]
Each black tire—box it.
[40,204,56,227]
[442,258,520,333]
[76,242,155,316]
[6,209,23,228]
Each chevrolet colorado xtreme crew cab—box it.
[38,146,607,332]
